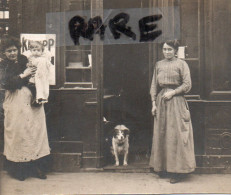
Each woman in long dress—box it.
[149,40,196,184]
[0,36,50,181]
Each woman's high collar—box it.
[164,57,177,62]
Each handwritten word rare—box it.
[69,13,162,45]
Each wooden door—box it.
[204,0,231,100]
[203,0,231,167]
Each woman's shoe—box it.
[11,171,26,181]
[10,164,26,181]
[13,173,25,181]
[170,173,186,184]
[157,171,168,178]
[34,167,47,179]
[170,176,181,184]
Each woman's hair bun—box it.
[163,39,180,51]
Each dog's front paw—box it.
[115,162,119,166]
[123,162,128,166]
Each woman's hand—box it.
[26,61,33,67]
[20,67,37,79]
[162,90,176,101]
[151,101,157,116]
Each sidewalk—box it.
[1,171,231,195]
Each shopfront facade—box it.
[0,0,231,173]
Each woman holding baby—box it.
[0,36,50,181]
[149,40,196,184]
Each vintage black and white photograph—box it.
[0,0,231,194]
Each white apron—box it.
[3,86,50,162]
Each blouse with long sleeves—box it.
[150,57,191,102]
[0,55,29,90]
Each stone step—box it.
[50,141,83,172]
[103,164,231,174]
[51,153,82,172]
[195,167,231,174]
[103,163,151,173]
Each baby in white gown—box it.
[26,41,51,104]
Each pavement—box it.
[1,171,231,195]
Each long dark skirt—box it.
[3,155,51,178]
[149,88,196,173]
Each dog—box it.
[111,124,130,166]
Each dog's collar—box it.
[117,142,124,146]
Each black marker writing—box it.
[109,13,136,40]
[88,16,106,41]
[68,13,163,45]
[69,15,106,45]
[139,14,162,42]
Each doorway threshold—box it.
[103,163,151,173]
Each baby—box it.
[27,41,51,104]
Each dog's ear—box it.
[124,128,130,137]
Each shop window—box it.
[0,0,9,38]
[64,45,92,88]
[62,0,93,89]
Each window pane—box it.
[0,11,4,19]
[4,11,9,19]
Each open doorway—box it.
[103,43,153,169]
